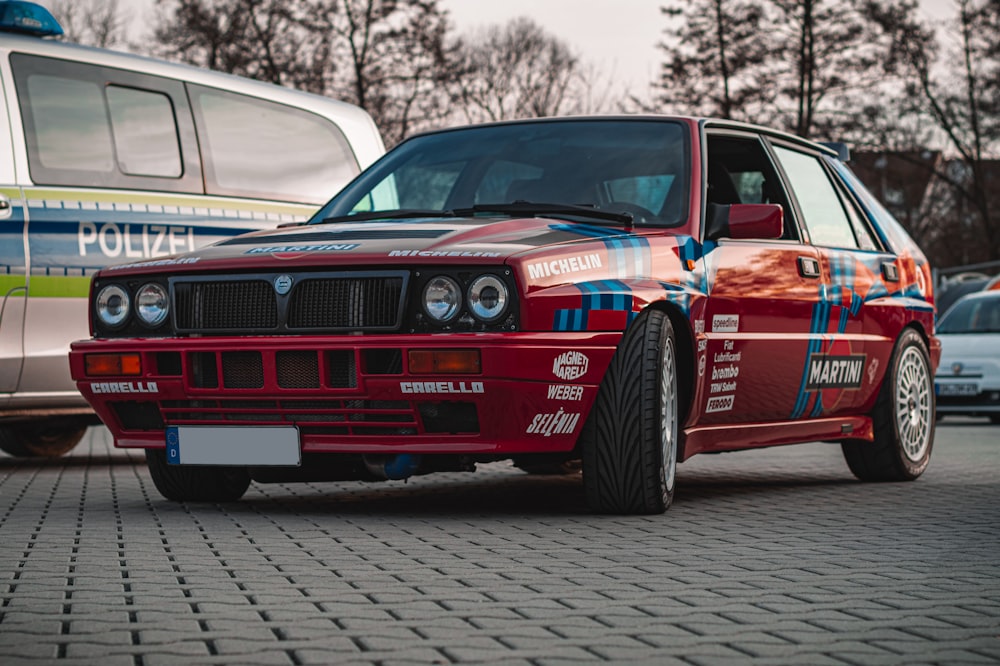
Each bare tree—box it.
[655,0,771,120]
[48,0,130,49]
[448,17,587,124]
[151,0,455,145]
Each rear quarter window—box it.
[189,85,360,205]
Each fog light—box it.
[408,349,481,374]
[85,353,141,376]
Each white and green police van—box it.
[0,2,385,456]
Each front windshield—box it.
[938,295,1000,334]
[314,119,690,227]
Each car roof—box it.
[402,115,839,158]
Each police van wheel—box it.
[842,329,934,482]
[0,422,88,458]
[145,449,251,502]
[582,309,678,514]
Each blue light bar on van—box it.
[0,1,63,37]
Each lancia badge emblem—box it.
[952,362,963,375]
[274,275,293,295]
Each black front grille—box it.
[170,271,407,335]
[289,277,402,329]
[174,280,276,330]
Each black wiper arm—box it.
[456,201,633,226]
[317,208,455,224]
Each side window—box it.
[772,146,859,249]
[106,86,182,178]
[11,54,200,192]
[189,86,359,204]
[707,134,797,239]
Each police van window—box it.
[26,75,114,173]
[106,86,182,178]
[189,85,359,204]
[772,146,860,249]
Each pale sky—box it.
[69,0,961,98]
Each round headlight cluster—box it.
[422,276,462,322]
[136,283,169,327]
[95,282,169,330]
[421,274,509,324]
[96,285,130,328]
[468,275,507,322]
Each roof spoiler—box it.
[821,142,850,162]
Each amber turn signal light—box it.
[408,349,481,374]
[85,353,141,377]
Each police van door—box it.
[0,66,26,395]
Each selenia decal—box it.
[526,408,581,436]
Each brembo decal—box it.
[526,408,581,437]
[552,351,589,380]
[400,381,484,394]
[91,381,158,394]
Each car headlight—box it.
[423,276,462,322]
[96,284,130,328]
[467,275,508,322]
[135,283,169,327]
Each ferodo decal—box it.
[705,395,734,413]
[553,351,589,380]
[526,408,581,437]
[805,354,866,390]
[547,384,584,401]
[246,243,359,254]
[91,381,158,394]
[527,253,602,279]
[400,381,484,394]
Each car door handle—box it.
[0,194,11,220]
[882,261,899,282]
[798,256,821,278]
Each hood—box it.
[98,215,649,277]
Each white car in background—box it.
[935,290,1000,424]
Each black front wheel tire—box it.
[145,449,251,502]
[582,309,679,514]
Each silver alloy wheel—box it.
[660,335,678,492]
[895,346,932,463]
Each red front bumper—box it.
[69,332,620,455]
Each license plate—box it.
[936,383,979,397]
[166,426,301,466]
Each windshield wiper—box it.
[454,201,634,226]
[317,209,456,224]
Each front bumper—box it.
[69,332,620,454]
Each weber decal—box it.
[547,384,584,401]
[91,381,158,394]
[711,314,739,333]
[527,253,602,280]
[526,408,581,437]
[400,381,484,394]
[806,354,866,390]
[552,351,589,380]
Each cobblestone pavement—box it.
[0,420,997,665]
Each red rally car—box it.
[68,117,940,514]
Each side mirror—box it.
[706,203,783,241]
